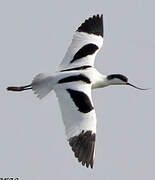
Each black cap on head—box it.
[107,74,128,82]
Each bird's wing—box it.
[55,81,96,168]
[58,14,104,71]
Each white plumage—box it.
[7,14,147,169]
[55,82,96,139]
[59,32,103,70]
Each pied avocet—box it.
[7,14,148,169]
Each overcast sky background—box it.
[0,0,154,179]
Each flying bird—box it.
[7,14,148,169]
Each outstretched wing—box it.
[59,14,104,71]
[55,82,96,168]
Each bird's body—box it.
[7,14,147,169]
[33,67,107,94]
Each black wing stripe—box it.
[60,65,92,72]
[69,130,96,169]
[77,14,103,37]
[66,89,94,113]
[58,74,91,84]
[70,43,99,63]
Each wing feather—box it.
[59,14,104,71]
[55,83,96,168]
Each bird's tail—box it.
[7,73,55,99]
[31,73,55,99]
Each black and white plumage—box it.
[59,15,103,70]
[7,14,148,169]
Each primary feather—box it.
[59,14,104,70]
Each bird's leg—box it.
[7,84,32,92]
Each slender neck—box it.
[92,75,108,89]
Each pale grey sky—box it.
[0,0,154,180]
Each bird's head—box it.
[107,74,149,90]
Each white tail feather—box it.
[32,73,55,99]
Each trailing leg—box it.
[7,84,32,92]
[7,73,56,99]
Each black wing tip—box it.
[69,130,96,169]
[77,14,103,37]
